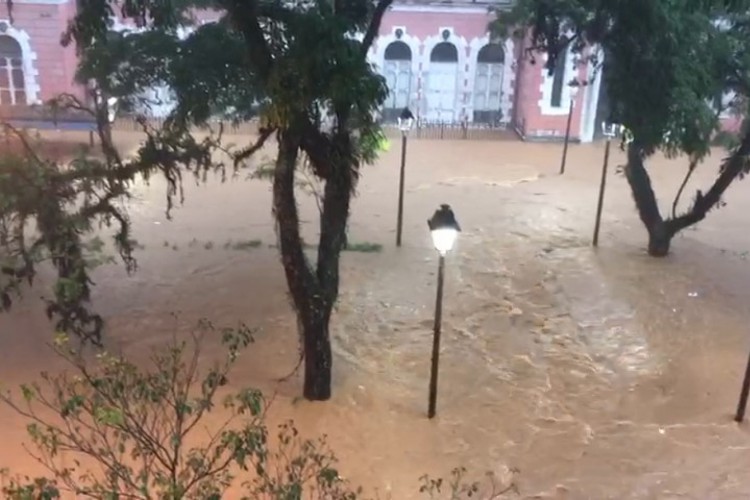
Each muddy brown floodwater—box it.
[2,131,750,498]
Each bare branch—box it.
[233,127,276,168]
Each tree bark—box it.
[273,131,335,401]
[301,308,333,400]
[623,142,674,256]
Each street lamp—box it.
[426,204,461,419]
[559,84,580,175]
[592,121,620,247]
[395,107,415,247]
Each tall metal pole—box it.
[735,350,750,422]
[428,255,446,419]
[592,137,611,247]
[396,132,408,247]
[560,97,574,175]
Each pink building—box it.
[5,0,731,144]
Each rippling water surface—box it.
[2,134,750,498]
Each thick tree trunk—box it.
[301,308,333,400]
[646,221,673,257]
[623,142,674,256]
[273,131,334,401]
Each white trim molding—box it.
[373,26,421,111]
[466,35,515,124]
[391,4,489,14]
[0,20,41,104]
[538,45,575,116]
[373,26,420,76]
[12,0,67,4]
[580,46,604,143]
[421,27,468,120]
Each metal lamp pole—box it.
[560,85,579,176]
[396,107,414,247]
[426,204,461,419]
[592,122,619,247]
[735,350,750,422]
[428,253,445,419]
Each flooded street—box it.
[2,133,750,498]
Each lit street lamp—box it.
[559,84,580,175]
[426,204,461,419]
[395,107,415,247]
[592,121,620,247]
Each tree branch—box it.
[226,0,274,79]
[671,156,699,218]
[361,0,394,55]
[233,126,276,168]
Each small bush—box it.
[0,320,362,499]
[0,320,516,499]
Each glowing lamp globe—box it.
[570,85,580,100]
[398,107,415,133]
[427,204,461,256]
[601,121,619,138]
[106,97,119,124]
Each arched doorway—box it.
[473,43,504,124]
[382,41,412,122]
[0,35,26,106]
[426,41,458,121]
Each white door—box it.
[384,60,411,110]
[473,62,503,122]
[425,62,458,122]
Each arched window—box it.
[473,43,505,124]
[0,35,25,106]
[430,42,458,63]
[382,41,413,121]
[550,48,567,108]
[425,41,460,121]
[384,41,411,61]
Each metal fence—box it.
[382,120,511,141]
[111,116,261,135]
[109,116,512,141]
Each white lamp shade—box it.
[431,228,458,255]
[570,86,579,99]
[398,117,414,131]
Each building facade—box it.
[1,0,733,143]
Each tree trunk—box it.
[646,221,674,257]
[624,142,673,256]
[301,308,333,400]
[273,131,334,401]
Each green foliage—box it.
[0,320,510,499]
[492,0,750,158]
[342,242,382,253]
[0,320,367,499]
[419,467,519,499]
[0,128,126,342]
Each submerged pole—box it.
[735,350,750,422]
[592,138,611,247]
[428,254,445,419]
[396,133,408,247]
[560,97,574,175]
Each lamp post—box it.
[559,84,580,175]
[735,350,750,422]
[426,204,461,419]
[592,121,620,247]
[395,107,415,247]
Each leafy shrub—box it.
[0,320,517,499]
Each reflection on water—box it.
[2,136,750,498]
